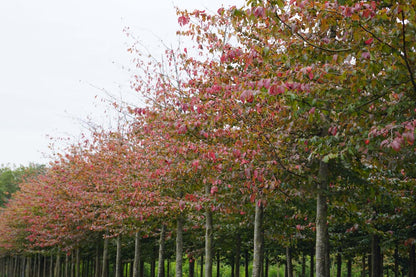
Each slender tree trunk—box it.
[50,254,54,277]
[158,226,166,277]
[302,253,306,277]
[205,185,213,277]
[265,255,269,277]
[216,251,220,277]
[316,160,329,277]
[116,235,123,277]
[55,251,61,277]
[95,243,101,277]
[189,258,195,277]
[286,246,293,277]
[25,256,31,277]
[140,260,144,277]
[336,253,342,277]
[65,253,69,277]
[176,216,184,277]
[235,234,241,277]
[150,248,157,277]
[409,244,416,277]
[102,237,109,277]
[310,248,314,277]
[372,234,382,277]
[394,246,399,277]
[245,250,249,277]
[200,254,204,277]
[252,202,264,277]
[133,232,141,277]
[347,258,352,277]
[75,247,80,277]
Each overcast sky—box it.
[0,0,244,167]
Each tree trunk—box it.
[302,253,306,277]
[55,252,61,277]
[102,237,109,277]
[245,250,249,277]
[176,216,184,277]
[94,244,101,277]
[372,235,382,277]
[200,255,204,277]
[217,251,220,277]
[286,246,293,277]
[205,185,213,277]
[394,246,399,277]
[409,244,416,277]
[133,232,141,277]
[140,260,144,277]
[316,160,329,277]
[25,256,31,277]
[265,255,269,277]
[65,253,69,277]
[310,249,314,277]
[252,202,264,277]
[347,258,352,277]
[158,226,166,277]
[235,234,241,277]
[189,258,195,277]
[116,235,123,277]
[336,253,342,277]
[76,247,80,277]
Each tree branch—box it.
[273,11,352,53]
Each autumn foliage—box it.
[1,0,415,276]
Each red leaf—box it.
[365,38,374,45]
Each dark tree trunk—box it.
[394,246,399,277]
[245,250,249,277]
[217,251,220,277]
[252,202,264,277]
[302,253,306,277]
[176,216,184,277]
[372,235,382,277]
[133,232,141,277]
[347,258,352,277]
[95,243,101,277]
[316,160,329,277]
[151,258,156,277]
[235,234,241,277]
[76,247,80,277]
[189,258,195,277]
[310,249,314,277]
[65,253,69,277]
[140,260,144,277]
[336,253,342,277]
[265,255,269,277]
[409,244,416,277]
[158,226,166,277]
[286,246,293,277]
[200,254,204,277]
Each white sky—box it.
[0,0,244,167]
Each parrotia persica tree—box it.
[1,1,415,277]
[173,0,415,276]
